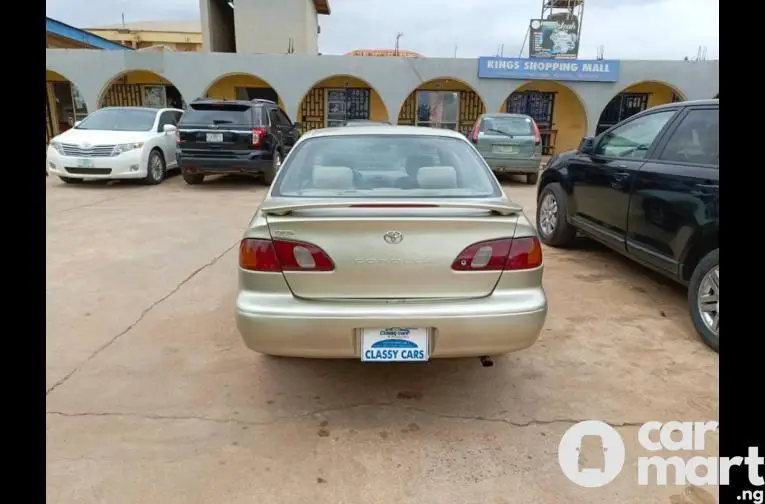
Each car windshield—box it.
[181,103,252,125]
[272,134,502,199]
[483,116,535,136]
[75,108,157,132]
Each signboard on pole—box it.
[529,18,580,59]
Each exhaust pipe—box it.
[479,356,494,367]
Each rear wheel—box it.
[182,169,205,185]
[688,249,719,352]
[144,149,165,185]
[59,176,84,184]
[527,172,539,185]
[536,182,577,247]
[262,150,281,186]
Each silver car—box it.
[235,126,547,362]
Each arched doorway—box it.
[596,81,687,135]
[502,81,587,155]
[203,73,284,113]
[298,75,389,131]
[98,70,185,110]
[46,70,88,142]
[398,78,486,137]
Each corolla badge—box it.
[383,231,403,244]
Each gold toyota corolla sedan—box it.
[235,126,547,363]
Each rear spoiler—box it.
[260,200,522,216]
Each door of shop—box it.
[326,88,371,127]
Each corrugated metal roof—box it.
[87,20,202,33]
[46,17,133,50]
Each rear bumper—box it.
[235,286,547,358]
[485,157,542,173]
[177,150,271,175]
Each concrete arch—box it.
[97,69,186,109]
[295,74,391,131]
[397,77,488,136]
[595,80,688,135]
[46,69,89,140]
[500,80,589,155]
[201,72,285,112]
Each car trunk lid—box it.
[261,200,522,300]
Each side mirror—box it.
[293,121,302,129]
[578,136,595,154]
[74,121,82,127]
[163,124,178,134]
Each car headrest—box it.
[417,166,457,189]
[312,165,355,190]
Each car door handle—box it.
[614,164,628,169]
[690,183,719,197]
[612,172,630,181]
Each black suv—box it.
[536,99,719,351]
[176,98,301,185]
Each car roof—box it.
[189,98,276,107]
[482,113,533,119]
[302,125,468,139]
[98,106,165,113]
[649,99,718,111]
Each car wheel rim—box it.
[697,265,719,337]
[150,154,163,180]
[539,193,558,237]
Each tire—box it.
[536,182,577,247]
[527,172,539,185]
[262,149,282,186]
[687,249,719,352]
[59,176,84,184]
[144,149,166,185]
[181,169,205,185]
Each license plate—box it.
[206,133,223,143]
[493,145,517,154]
[77,158,93,168]
[361,328,429,362]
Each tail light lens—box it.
[469,120,480,144]
[239,238,335,272]
[252,128,266,147]
[451,237,543,271]
[531,120,542,146]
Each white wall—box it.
[232,0,319,55]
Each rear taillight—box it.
[252,128,266,147]
[239,238,335,272]
[531,120,542,146]
[451,237,542,271]
[470,120,480,144]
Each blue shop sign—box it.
[478,57,620,83]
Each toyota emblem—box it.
[383,231,403,244]
[81,142,91,149]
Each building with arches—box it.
[46,48,718,155]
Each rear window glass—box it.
[180,104,252,125]
[482,116,535,136]
[272,135,502,199]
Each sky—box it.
[46,0,719,60]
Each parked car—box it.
[176,98,301,185]
[235,126,547,362]
[469,113,544,184]
[535,99,719,351]
[46,106,184,185]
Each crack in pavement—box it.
[46,403,646,429]
[45,240,240,397]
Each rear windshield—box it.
[482,116,535,136]
[180,103,253,126]
[272,134,502,199]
